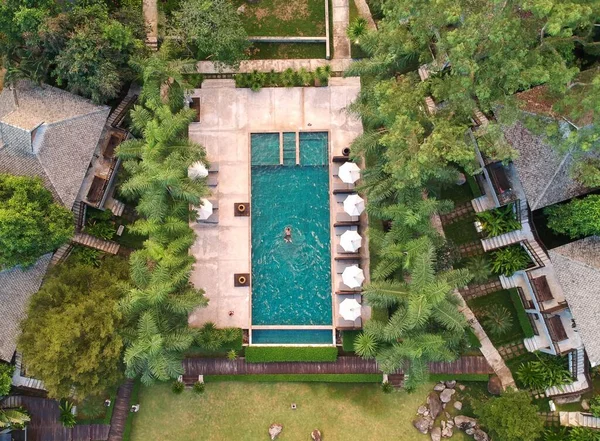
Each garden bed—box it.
[467,289,528,345]
[249,42,326,59]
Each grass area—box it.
[440,182,476,206]
[467,289,527,346]
[249,42,326,59]
[442,216,480,245]
[204,374,382,383]
[76,392,116,425]
[245,346,338,363]
[131,382,470,441]
[233,0,326,36]
[342,330,360,352]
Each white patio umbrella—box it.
[188,161,209,180]
[343,194,365,216]
[339,298,362,321]
[342,265,365,289]
[195,199,213,220]
[340,230,362,252]
[338,162,361,184]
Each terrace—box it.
[187,78,365,344]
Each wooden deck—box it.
[184,355,493,377]
[107,379,134,441]
[0,396,109,441]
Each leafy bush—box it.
[353,332,378,358]
[59,400,76,428]
[70,246,103,267]
[465,327,482,349]
[568,427,600,441]
[171,381,184,394]
[227,349,238,360]
[476,203,520,237]
[508,288,535,338]
[86,219,115,240]
[0,363,13,396]
[381,381,394,393]
[543,427,569,441]
[465,255,492,284]
[516,352,572,391]
[545,195,600,239]
[245,347,338,363]
[482,305,513,336]
[193,381,205,394]
[204,374,382,383]
[280,68,297,88]
[195,323,243,352]
[347,17,368,45]
[491,245,532,276]
[589,395,600,417]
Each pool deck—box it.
[188,78,364,331]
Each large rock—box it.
[440,388,456,403]
[428,392,443,419]
[487,375,503,395]
[417,405,428,415]
[413,417,430,434]
[454,415,477,430]
[441,426,453,438]
[434,383,446,392]
[311,429,322,441]
[473,429,490,441]
[445,380,457,389]
[453,401,463,411]
[430,427,442,441]
[269,424,283,440]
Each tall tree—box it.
[545,194,600,238]
[0,174,73,269]
[168,0,249,68]
[18,257,129,400]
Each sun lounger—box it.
[335,259,361,274]
[332,180,355,194]
[334,225,358,236]
[335,211,358,223]
[207,174,218,187]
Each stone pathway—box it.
[439,202,475,224]
[332,0,351,59]
[540,411,560,426]
[497,341,527,361]
[457,297,517,390]
[457,240,485,258]
[459,279,503,301]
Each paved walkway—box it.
[183,356,493,376]
[107,379,135,441]
[332,0,351,59]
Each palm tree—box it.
[0,408,30,429]
[347,17,369,45]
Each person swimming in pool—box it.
[284,226,292,243]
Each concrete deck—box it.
[188,78,363,330]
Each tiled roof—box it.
[503,122,589,211]
[549,237,600,367]
[0,81,110,209]
[0,254,52,363]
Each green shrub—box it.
[465,327,482,349]
[568,427,600,441]
[545,195,600,239]
[193,381,205,394]
[59,400,76,428]
[280,68,296,87]
[589,395,600,417]
[465,255,493,284]
[466,173,483,198]
[476,203,521,237]
[482,305,513,336]
[516,352,572,391]
[0,363,13,396]
[70,246,103,267]
[204,374,382,383]
[227,349,238,360]
[491,245,532,276]
[195,324,243,352]
[381,381,394,393]
[245,347,338,363]
[172,381,184,394]
[353,332,378,358]
[508,288,535,338]
[86,219,115,240]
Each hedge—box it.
[205,374,382,383]
[509,288,535,338]
[429,374,490,382]
[245,346,338,363]
[466,173,483,198]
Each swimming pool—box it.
[251,132,332,328]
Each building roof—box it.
[0,254,52,363]
[503,122,589,211]
[549,237,600,367]
[0,81,110,209]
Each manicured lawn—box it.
[131,382,469,441]
[249,42,326,60]
[467,290,526,346]
[233,0,326,36]
[440,182,475,206]
[442,216,480,245]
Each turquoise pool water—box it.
[252,329,334,344]
[251,132,332,326]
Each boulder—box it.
[440,388,456,403]
[445,412,451,420]
[466,428,475,435]
[487,375,502,396]
[434,383,446,392]
[311,429,322,441]
[453,401,463,411]
[269,424,283,440]
[417,405,428,415]
[445,380,457,389]
[582,400,590,411]
[413,417,430,434]
[430,427,442,441]
[454,415,477,430]
[441,426,453,438]
[473,429,490,441]
[428,392,443,419]
[457,384,466,391]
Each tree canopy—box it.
[0,174,73,269]
[18,257,129,400]
[168,0,249,68]
[546,194,600,238]
[476,389,545,441]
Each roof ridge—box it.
[532,144,575,210]
[42,106,110,128]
